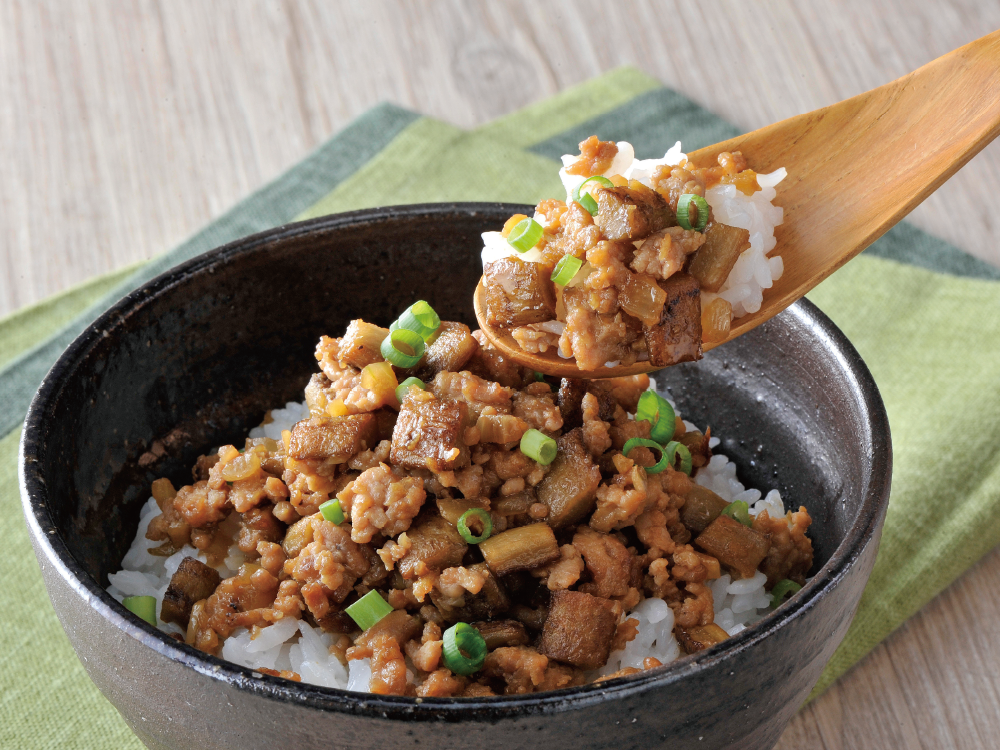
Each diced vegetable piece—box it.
[150,478,176,509]
[160,557,222,626]
[482,256,557,327]
[339,319,389,369]
[721,500,752,527]
[434,562,510,622]
[360,362,399,404]
[702,295,733,344]
[694,515,772,579]
[122,596,157,626]
[644,272,702,367]
[502,213,529,237]
[679,484,731,534]
[491,492,535,517]
[556,378,587,431]
[476,414,529,444]
[675,623,729,654]
[471,619,530,650]
[390,390,470,472]
[345,590,394,631]
[397,515,468,578]
[220,450,262,482]
[319,498,345,524]
[282,515,314,558]
[479,523,560,577]
[619,271,668,327]
[769,579,803,608]
[288,414,379,464]
[414,321,478,378]
[594,185,675,240]
[551,254,584,285]
[539,590,618,669]
[353,608,422,647]
[535,428,603,527]
[696,552,722,580]
[689,223,751,293]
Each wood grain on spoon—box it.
[476,29,1000,378]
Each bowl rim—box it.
[19,202,892,720]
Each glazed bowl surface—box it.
[20,203,891,750]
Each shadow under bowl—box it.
[20,203,891,750]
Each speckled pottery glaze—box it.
[20,204,891,750]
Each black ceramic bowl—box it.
[20,204,890,750]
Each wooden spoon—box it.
[474,29,1000,379]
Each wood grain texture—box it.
[4,2,1000,747]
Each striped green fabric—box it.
[4,68,1000,746]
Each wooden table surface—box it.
[4,2,999,747]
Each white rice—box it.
[480,140,786,343]
[109,388,793,689]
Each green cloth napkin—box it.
[5,67,1000,746]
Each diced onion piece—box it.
[326,398,349,417]
[551,254,584,286]
[319,498,345,525]
[770,579,803,608]
[361,361,400,401]
[380,328,425,368]
[677,193,710,232]
[619,272,667,327]
[390,300,441,342]
[457,508,493,544]
[221,451,262,482]
[519,428,557,465]
[441,622,487,676]
[477,414,529,444]
[345,590,394,631]
[721,500,752,527]
[507,218,543,253]
[702,296,733,344]
[635,391,676,444]
[622,437,668,474]
[122,595,157,626]
[664,440,693,475]
[395,376,425,403]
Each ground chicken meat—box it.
[512,388,563,433]
[672,581,715,628]
[338,463,427,543]
[591,455,648,532]
[511,324,561,354]
[368,634,409,696]
[753,507,814,587]
[580,392,612,457]
[482,646,549,694]
[573,526,633,599]
[564,135,618,177]
[430,370,514,419]
[531,544,585,591]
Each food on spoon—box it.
[108,302,813,696]
[480,137,786,370]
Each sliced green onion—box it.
[122,595,157,626]
[572,176,614,216]
[507,218,543,253]
[551,254,584,286]
[441,622,487,676]
[380,327,425,368]
[664,441,693,475]
[457,508,493,544]
[621,437,668,474]
[533,371,546,382]
[319,498,345,525]
[345,590,394,631]
[635,391,676,444]
[770,579,803,609]
[390,300,441,342]
[721,500,752,527]
[676,193,710,232]
[395,376,425,403]
[519,428,557,465]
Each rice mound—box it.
[108,390,786,691]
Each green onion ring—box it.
[441,622,487,676]
[394,376,425,403]
[380,327,425,368]
[122,595,157,626]
[390,300,441,342]
[621,437,668,474]
[533,371,546,382]
[720,500,752,527]
[676,193,710,232]
[578,193,598,215]
[769,579,802,609]
[345,590,394,631]
[519,428,558,465]
[507,218,544,252]
[319,498,345,525]
[635,391,676,444]
[664,440,693,475]
[551,254,584,286]
[456,508,493,544]
[571,175,615,204]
